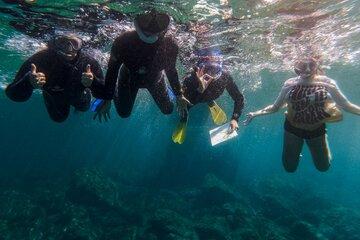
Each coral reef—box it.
[0,168,359,240]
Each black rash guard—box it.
[5,49,105,122]
[101,31,182,100]
[182,71,244,121]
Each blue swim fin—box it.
[91,99,104,112]
[167,86,176,103]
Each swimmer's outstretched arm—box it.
[93,39,123,122]
[324,81,360,115]
[225,74,244,121]
[164,51,182,96]
[225,74,244,132]
[103,40,123,100]
[244,84,289,125]
[164,43,192,116]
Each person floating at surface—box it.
[172,49,245,144]
[5,34,105,122]
[244,57,360,172]
[93,9,190,122]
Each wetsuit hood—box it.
[134,10,170,44]
[134,21,160,44]
[135,10,170,34]
[48,34,83,62]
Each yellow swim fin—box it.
[209,101,227,125]
[172,122,187,144]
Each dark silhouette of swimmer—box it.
[94,10,190,122]
[5,34,105,122]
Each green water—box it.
[0,0,360,239]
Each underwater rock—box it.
[194,216,229,240]
[320,207,360,240]
[259,195,294,220]
[146,209,197,240]
[231,229,259,240]
[300,211,321,226]
[222,203,250,230]
[290,221,324,240]
[195,174,237,208]
[0,190,44,223]
[66,168,143,225]
[66,168,119,208]
[231,226,287,240]
[0,191,47,239]
[0,219,10,240]
[103,226,140,240]
[275,214,300,229]
[60,203,100,240]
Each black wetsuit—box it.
[100,31,182,117]
[5,49,104,122]
[182,71,244,121]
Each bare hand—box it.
[243,112,255,126]
[29,63,46,89]
[176,95,193,118]
[228,119,239,133]
[196,66,215,93]
[81,64,94,87]
[93,100,111,123]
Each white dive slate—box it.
[209,123,238,146]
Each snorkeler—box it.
[93,10,189,122]
[244,57,360,172]
[5,34,105,122]
[172,49,244,144]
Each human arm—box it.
[164,41,192,116]
[225,74,244,121]
[225,74,244,132]
[93,39,123,122]
[164,41,182,97]
[244,82,289,125]
[5,52,46,102]
[325,80,360,115]
[103,38,123,100]
[80,59,105,99]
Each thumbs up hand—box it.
[29,63,46,89]
[81,64,94,87]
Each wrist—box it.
[231,113,240,121]
[176,94,184,100]
[24,72,34,84]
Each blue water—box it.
[0,1,360,239]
